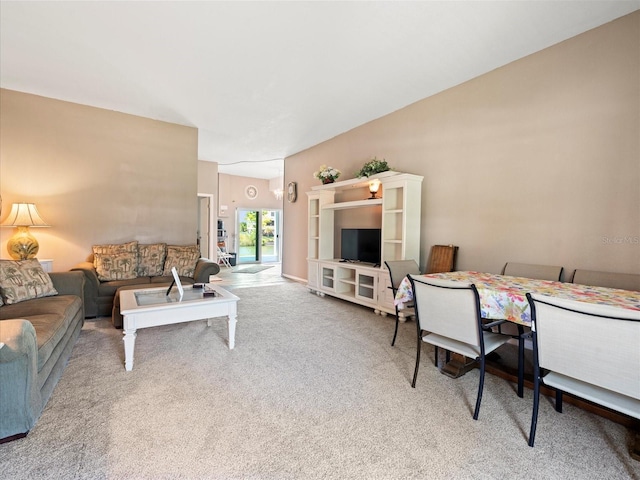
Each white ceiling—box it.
[2,1,638,180]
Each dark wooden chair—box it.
[426,245,458,274]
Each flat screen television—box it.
[341,228,381,265]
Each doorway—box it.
[237,209,281,264]
[197,194,214,260]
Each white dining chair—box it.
[500,262,563,397]
[409,275,511,420]
[384,259,421,346]
[526,293,640,447]
[571,269,640,291]
[502,262,563,281]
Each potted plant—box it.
[355,157,391,178]
[313,165,341,184]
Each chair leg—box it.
[529,366,540,447]
[473,357,485,420]
[412,328,422,388]
[517,325,525,398]
[411,342,421,388]
[555,389,563,413]
[391,307,400,346]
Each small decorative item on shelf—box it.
[313,165,341,184]
[368,179,381,199]
[355,157,391,178]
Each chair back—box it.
[528,293,640,400]
[409,275,481,347]
[426,245,458,274]
[571,269,640,292]
[502,262,563,281]
[384,260,420,291]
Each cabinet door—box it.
[320,264,336,292]
[355,270,377,304]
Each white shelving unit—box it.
[307,171,423,315]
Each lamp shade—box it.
[1,203,50,227]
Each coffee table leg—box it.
[228,314,237,349]
[123,328,137,371]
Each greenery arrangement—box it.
[355,157,391,178]
[313,165,342,184]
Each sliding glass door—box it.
[237,209,281,264]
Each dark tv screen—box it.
[341,228,381,264]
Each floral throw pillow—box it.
[94,252,138,282]
[163,245,200,277]
[137,243,167,277]
[0,259,58,305]
[92,241,138,267]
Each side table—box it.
[39,259,53,272]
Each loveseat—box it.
[71,241,220,319]
[0,260,85,442]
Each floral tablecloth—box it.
[395,271,640,326]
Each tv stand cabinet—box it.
[307,172,423,315]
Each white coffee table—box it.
[119,285,239,371]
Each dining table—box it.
[395,271,640,325]
[395,270,640,392]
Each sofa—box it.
[0,260,85,442]
[71,241,221,319]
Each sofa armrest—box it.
[49,271,85,298]
[0,319,41,438]
[49,271,86,320]
[70,262,99,318]
[194,258,221,283]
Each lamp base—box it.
[7,226,40,260]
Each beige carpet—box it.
[1,280,638,479]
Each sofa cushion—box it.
[92,241,138,266]
[137,243,167,277]
[97,277,151,298]
[0,259,58,305]
[150,275,195,284]
[0,295,82,372]
[163,245,200,277]
[94,252,138,281]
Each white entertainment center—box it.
[307,171,423,315]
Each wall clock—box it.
[245,185,258,200]
[287,182,297,203]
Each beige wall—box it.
[217,173,283,253]
[198,160,219,197]
[0,89,199,271]
[197,160,219,259]
[283,12,639,281]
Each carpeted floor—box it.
[1,280,638,479]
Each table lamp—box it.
[368,180,381,199]
[1,203,50,260]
